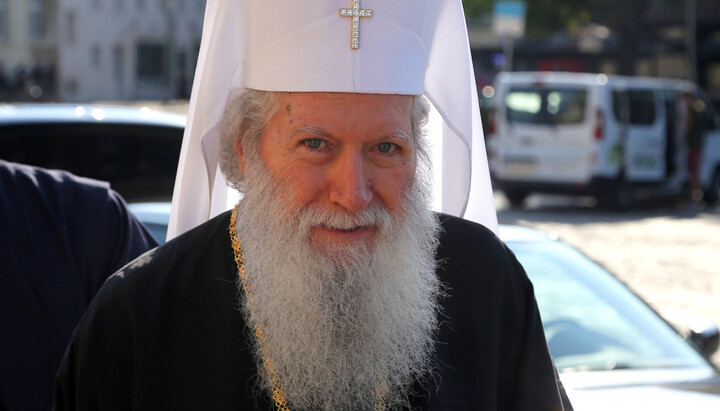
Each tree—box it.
[462,0,654,74]
[463,0,588,37]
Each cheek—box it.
[274,164,328,207]
[372,163,416,209]
[260,138,325,207]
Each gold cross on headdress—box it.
[339,0,373,49]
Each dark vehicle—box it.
[0,104,185,201]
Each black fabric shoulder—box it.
[98,210,235,305]
[428,214,567,410]
[435,213,522,284]
[55,210,254,411]
[433,212,533,321]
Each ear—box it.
[234,138,247,175]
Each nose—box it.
[328,152,373,213]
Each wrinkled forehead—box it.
[275,92,415,115]
[266,92,416,143]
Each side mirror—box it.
[687,322,720,359]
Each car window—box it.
[141,222,168,245]
[0,123,182,201]
[508,240,709,372]
[626,89,657,125]
[505,87,587,125]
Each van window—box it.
[626,90,656,125]
[505,87,587,125]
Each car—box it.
[127,201,173,244]
[127,203,720,409]
[500,224,720,409]
[0,103,186,202]
[487,72,720,209]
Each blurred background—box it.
[1,0,719,387]
[0,1,718,107]
[465,0,720,110]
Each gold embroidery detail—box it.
[230,206,289,410]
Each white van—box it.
[487,71,720,209]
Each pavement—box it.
[496,193,720,368]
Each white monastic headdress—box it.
[167,0,497,240]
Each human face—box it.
[236,92,417,250]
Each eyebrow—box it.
[290,125,330,139]
[290,125,411,143]
[388,130,412,143]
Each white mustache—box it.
[297,202,394,234]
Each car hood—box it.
[561,368,720,410]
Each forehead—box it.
[279,91,413,107]
[275,92,414,133]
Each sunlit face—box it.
[235,92,417,251]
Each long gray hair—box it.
[218,89,431,192]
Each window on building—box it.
[136,42,168,87]
[65,12,76,44]
[64,78,78,97]
[113,46,125,83]
[29,0,47,39]
[91,45,102,68]
[113,46,126,98]
[0,0,8,40]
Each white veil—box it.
[167,0,497,240]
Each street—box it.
[496,192,720,367]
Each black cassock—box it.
[0,160,157,411]
[54,212,572,410]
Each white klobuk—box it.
[168,0,498,239]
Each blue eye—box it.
[377,142,395,153]
[304,139,325,149]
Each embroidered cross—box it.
[339,0,373,49]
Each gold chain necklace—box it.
[229,205,386,410]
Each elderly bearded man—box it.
[54,2,571,410]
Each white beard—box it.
[234,156,442,411]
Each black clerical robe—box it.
[0,160,157,411]
[54,211,572,410]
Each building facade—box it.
[58,0,205,101]
[0,0,205,102]
[0,0,58,100]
